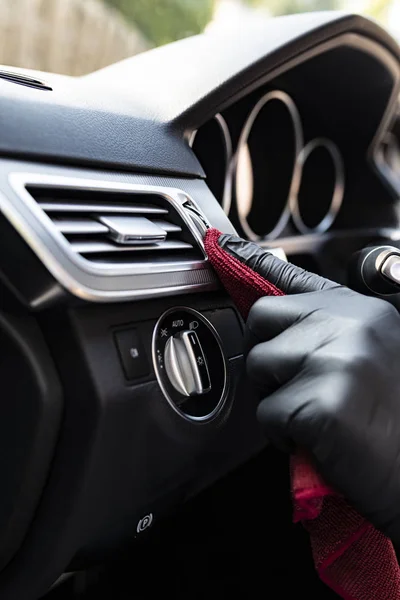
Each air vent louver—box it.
[26,186,205,267]
[5,173,215,303]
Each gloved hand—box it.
[219,233,400,545]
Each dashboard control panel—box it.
[152,307,228,421]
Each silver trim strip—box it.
[53,218,109,234]
[69,239,192,255]
[4,173,217,302]
[235,90,304,241]
[38,202,168,215]
[290,138,345,234]
[189,113,233,215]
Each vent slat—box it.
[52,217,182,236]
[153,220,182,233]
[27,186,203,266]
[53,217,109,234]
[71,239,193,254]
[39,202,168,215]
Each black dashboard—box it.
[0,11,399,600]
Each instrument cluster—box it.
[191,88,345,242]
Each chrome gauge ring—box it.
[190,114,233,215]
[235,90,304,241]
[290,137,345,234]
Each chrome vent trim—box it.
[33,188,196,262]
[39,202,168,214]
[53,218,109,235]
[69,239,193,255]
[5,173,217,302]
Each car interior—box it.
[0,10,399,599]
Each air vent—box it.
[26,185,205,267]
[5,173,216,303]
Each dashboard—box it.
[0,11,399,600]
[190,31,400,284]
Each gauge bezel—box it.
[189,114,233,215]
[234,90,304,241]
[290,137,345,234]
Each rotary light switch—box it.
[152,307,228,421]
[164,330,211,396]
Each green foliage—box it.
[243,0,339,13]
[104,0,394,49]
[103,0,215,46]
[365,0,392,21]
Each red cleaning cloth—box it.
[205,227,400,600]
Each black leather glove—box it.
[219,233,400,544]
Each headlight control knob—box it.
[152,307,228,421]
[165,330,211,397]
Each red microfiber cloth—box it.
[205,227,400,600]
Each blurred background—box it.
[0,0,398,76]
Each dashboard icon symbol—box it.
[136,513,153,534]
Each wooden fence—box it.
[0,0,150,76]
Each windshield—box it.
[2,0,399,76]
